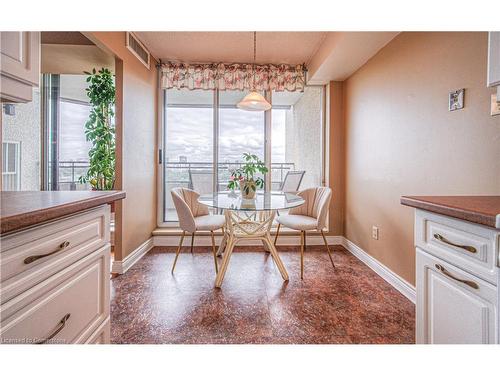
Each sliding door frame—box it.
[156,85,329,228]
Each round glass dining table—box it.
[198,191,305,287]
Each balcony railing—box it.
[164,161,295,190]
[53,161,90,190]
[163,161,295,221]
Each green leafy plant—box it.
[78,68,116,190]
[227,153,268,195]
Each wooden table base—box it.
[214,210,289,288]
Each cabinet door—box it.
[416,248,497,344]
[0,32,40,102]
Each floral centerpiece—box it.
[227,153,268,199]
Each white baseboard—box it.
[342,238,416,304]
[111,238,154,274]
[153,233,343,247]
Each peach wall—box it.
[328,82,345,235]
[85,32,158,260]
[343,32,500,284]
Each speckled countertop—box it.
[401,195,500,229]
[0,190,125,234]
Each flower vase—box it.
[239,179,256,199]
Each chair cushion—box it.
[276,214,318,231]
[194,215,226,231]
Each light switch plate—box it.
[491,94,500,116]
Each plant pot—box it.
[239,179,256,199]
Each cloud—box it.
[165,107,287,163]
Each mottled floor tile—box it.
[111,245,415,344]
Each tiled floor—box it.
[110,245,415,344]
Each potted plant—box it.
[78,68,116,190]
[227,153,268,199]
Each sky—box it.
[59,87,290,166]
[60,101,92,161]
[165,106,287,164]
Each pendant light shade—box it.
[237,32,272,112]
[237,91,272,111]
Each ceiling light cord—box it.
[253,31,256,63]
[252,31,256,90]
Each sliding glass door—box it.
[271,87,323,190]
[160,86,325,224]
[218,91,265,193]
[163,88,214,222]
[42,74,93,191]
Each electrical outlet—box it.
[491,94,500,116]
[372,226,379,240]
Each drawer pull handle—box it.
[35,313,71,344]
[435,264,479,289]
[24,241,71,264]
[433,233,477,253]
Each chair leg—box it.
[190,232,195,253]
[210,230,218,274]
[274,223,281,245]
[303,230,307,252]
[321,229,335,269]
[171,231,186,273]
[300,230,305,279]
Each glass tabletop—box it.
[198,191,305,211]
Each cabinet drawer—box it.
[0,206,109,302]
[416,248,497,344]
[0,247,109,344]
[84,318,110,344]
[415,209,499,285]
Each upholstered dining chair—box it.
[274,186,335,279]
[170,187,225,274]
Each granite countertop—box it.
[0,190,126,234]
[401,196,500,229]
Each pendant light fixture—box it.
[237,32,272,112]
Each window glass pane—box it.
[7,143,17,172]
[58,74,92,191]
[218,91,265,191]
[2,143,7,171]
[271,87,323,191]
[44,74,94,191]
[164,88,214,221]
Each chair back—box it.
[171,187,209,232]
[280,170,305,193]
[289,187,332,230]
[188,170,214,195]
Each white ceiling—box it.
[135,32,326,65]
[307,32,400,83]
[134,32,400,83]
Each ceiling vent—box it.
[126,32,150,69]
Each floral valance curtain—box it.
[161,62,306,92]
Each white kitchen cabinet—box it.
[0,32,40,102]
[0,205,111,344]
[413,208,499,344]
[417,248,497,344]
[488,32,500,88]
